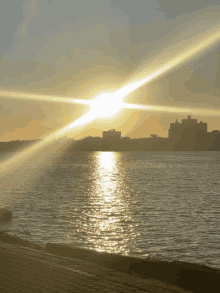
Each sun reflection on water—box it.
[83,152,138,254]
[64,152,141,255]
[95,152,118,203]
[98,151,116,172]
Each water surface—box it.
[0,151,220,269]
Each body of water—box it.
[0,151,220,269]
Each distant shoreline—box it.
[0,134,220,152]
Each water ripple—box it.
[0,151,220,268]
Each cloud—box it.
[157,0,220,19]
[20,0,41,37]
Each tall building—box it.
[103,129,121,139]
[169,115,207,150]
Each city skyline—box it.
[1,114,219,145]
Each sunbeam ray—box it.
[1,26,220,114]
[0,90,93,106]
[0,110,97,174]
[115,27,220,101]
[122,103,220,116]
[1,26,220,175]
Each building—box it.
[150,134,157,138]
[206,130,220,151]
[169,115,207,150]
[103,129,121,140]
[68,116,220,151]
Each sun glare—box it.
[90,93,124,119]
[1,27,220,174]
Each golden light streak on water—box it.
[84,152,134,254]
[98,151,114,169]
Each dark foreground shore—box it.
[0,230,219,292]
[46,243,220,293]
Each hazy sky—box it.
[1,0,220,140]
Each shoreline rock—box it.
[0,208,12,221]
[0,230,45,250]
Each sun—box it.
[90,93,124,119]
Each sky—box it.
[1,0,220,141]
